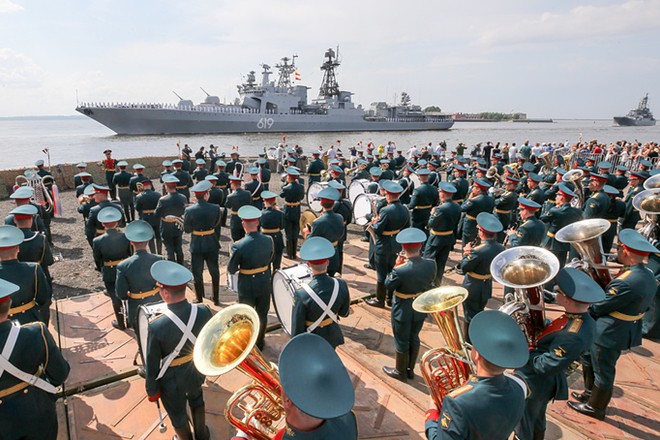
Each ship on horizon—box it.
[613,94,656,127]
[75,48,454,135]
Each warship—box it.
[76,48,454,135]
[613,94,656,127]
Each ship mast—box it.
[276,55,297,90]
[318,47,341,98]
[639,93,649,110]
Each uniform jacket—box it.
[183,200,221,253]
[0,260,50,325]
[154,192,187,238]
[386,256,436,323]
[93,229,132,283]
[508,216,546,247]
[115,250,163,326]
[373,201,411,254]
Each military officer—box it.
[384,228,436,382]
[228,206,274,350]
[101,149,118,199]
[515,268,604,440]
[526,172,546,215]
[191,158,208,182]
[280,167,305,259]
[541,184,583,268]
[113,161,135,222]
[409,168,439,233]
[259,190,286,272]
[11,204,54,285]
[6,186,47,235]
[619,170,647,231]
[366,181,411,308]
[457,213,505,331]
[257,157,271,190]
[78,184,96,222]
[602,185,626,254]
[129,163,149,198]
[494,175,519,242]
[226,175,253,242]
[85,183,126,248]
[329,180,352,274]
[380,159,395,180]
[226,150,244,177]
[154,175,186,264]
[159,160,173,193]
[230,333,356,439]
[568,229,657,420]
[612,165,629,192]
[452,164,469,204]
[213,160,230,195]
[596,161,615,187]
[75,171,93,197]
[172,158,194,202]
[583,172,610,219]
[74,162,93,187]
[184,180,222,305]
[397,164,415,205]
[145,261,212,440]
[424,183,461,285]
[93,207,132,330]
[507,197,546,247]
[305,188,344,277]
[425,310,529,440]
[115,220,163,329]
[135,178,163,254]
[291,237,351,348]
[245,166,266,210]
[0,225,51,325]
[0,279,70,440]
[460,178,495,247]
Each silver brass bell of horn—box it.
[643,173,660,190]
[491,246,559,346]
[555,218,612,287]
[633,188,660,242]
[562,169,584,209]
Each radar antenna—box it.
[318,46,341,98]
[639,93,649,110]
[276,55,297,89]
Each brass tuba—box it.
[538,151,552,175]
[555,218,612,288]
[491,247,559,347]
[412,287,473,411]
[562,169,584,209]
[193,304,284,440]
[633,189,660,243]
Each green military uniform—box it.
[84,186,126,247]
[18,228,54,285]
[620,172,646,230]
[228,206,274,350]
[129,165,149,202]
[494,188,518,242]
[115,248,163,329]
[583,188,610,219]
[191,160,209,182]
[245,169,266,210]
[225,156,244,177]
[508,197,546,249]
[113,163,135,222]
[280,169,305,259]
[329,181,352,274]
[452,171,469,204]
[154,178,186,264]
[601,186,626,253]
[424,183,461,285]
[308,209,345,277]
[172,160,194,202]
[457,213,504,324]
[540,184,583,267]
[226,178,252,242]
[0,259,50,326]
[460,182,495,246]
[260,191,286,271]
[515,269,604,440]
[374,194,410,284]
[0,285,70,440]
[307,153,325,183]
[184,181,222,304]
[426,311,529,440]
[135,183,163,254]
[397,168,415,205]
[386,228,436,381]
[408,170,439,232]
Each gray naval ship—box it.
[613,94,656,127]
[76,48,454,135]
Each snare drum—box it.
[135,302,168,365]
[272,263,313,335]
[306,181,328,213]
[353,193,379,226]
[348,179,369,205]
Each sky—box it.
[1,0,659,119]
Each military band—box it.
[3,144,660,439]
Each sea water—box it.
[0,116,658,170]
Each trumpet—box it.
[194,304,284,440]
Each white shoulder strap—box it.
[504,372,529,399]
[0,324,60,394]
[301,279,339,333]
[156,305,198,380]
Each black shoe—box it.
[408,345,420,380]
[137,366,146,378]
[112,319,126,330]
[365,297,384,308]
[567,385,612,421]
[363,263,374,269]
[571,390,591,403]
[386,298,393,307]
[383,351,409,382]
[192,297,202,304]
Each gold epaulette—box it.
[448,384,474,398]
[567,319,583,333]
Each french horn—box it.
[194,304,284,440]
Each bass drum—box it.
[272,263,313,335]
[353,193,379,226]
[348,179,369,205]
[135,302,169,364]
[306,181,328,213]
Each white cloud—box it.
[0,0,22,14]
[475,0,660,48]
[0,48,44,88]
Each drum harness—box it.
[300,279,340,333]
[0,323,61,395]
[155,306,198,380]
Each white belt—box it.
[156,307,198,380]
[301,279,339,333]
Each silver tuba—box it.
[555,218,612,288]
[643,174,660,190]
[15,170,55,214]
[633,189,660,244]
[562,169,584,209]
[491,246,559,347]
